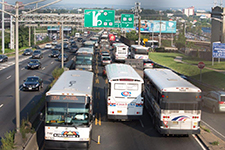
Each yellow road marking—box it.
[95,78,99,84]
[99,113,101,126]
[95,113,98,125]
[105,79,108,84]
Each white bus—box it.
[75,47,94,72]
[130,44,149,60]
[105,64,144,120]
[44,70,94,149]
[144,69,202,135]
[112,43,129,62]
[144,40,159,49]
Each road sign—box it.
[84,9,115,28]
[121,14,134,28]
[198,62,205,69]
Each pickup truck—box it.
[202,91,225,113]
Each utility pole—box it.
[132,2,142,45]
[159,10,162,48]
[2,0,4,54]
[0,0,61,134]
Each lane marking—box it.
[139,119,144,128]
[51,61,54,64]
[42,67,45,70]
[201,120,225,139]
[192,134,206,150]
[21,68,25,70]
[6,75,11,79]
[0,104,3,108]
[99,113,101,126]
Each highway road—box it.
[0,46,74,140]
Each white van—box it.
[75,32,80,38]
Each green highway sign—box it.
[114,20,121,28]
[84,9,115,28]
[121,14,134,28]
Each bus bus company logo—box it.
[138,56,144,59]
[172,116,189,122]
[53,131,80,138]
[121,91,131,97]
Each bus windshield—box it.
[45,102,89,126]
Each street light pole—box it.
[61,21,64,68]
[2,0,4,54]
[159,10,162,48]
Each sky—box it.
[2,0,224,11]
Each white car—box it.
[45,43,52,49]
[52,41,57,45]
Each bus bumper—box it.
[108,115,141,120]
[45,140,88,149]
[159,128,200,135]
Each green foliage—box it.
[126,30,138,41]
[162,40,172,47]
[52,67,64,79]
[200,125,210,133]
[20,119,35,139]
[211,141,219,146]
[0,130,15,150]
[175,33,186,50]
[36,36,50,45]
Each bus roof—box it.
[77,47,93,54]
[131,44,148,50]
[46,70,93,97]
[105,64,143,83]
[144,69,201,93]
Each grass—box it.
[200,125,211,133]
[211,141,219,146]
[149,52,225,89]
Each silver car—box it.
[202,91,225,113]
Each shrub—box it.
[1,130,15,150]
[52,67,64,79]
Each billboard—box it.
[136,20,176,33]
[212,42,225,58]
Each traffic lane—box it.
[0,51,61,138]
[201,107,225,141]
[91,65,202,150]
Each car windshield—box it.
[30,60,38,64]
[103,57,110,60]
[34,51,41,54]
[26,77,39,82]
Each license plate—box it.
[117,110,122,113]
[173,121,178,124]
[29,87,32,90]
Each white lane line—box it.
[51,61,54,64]
[21,68,25,70]
[192,134,206,150]
[139,119,144,128]
[201,120,225,139]
[0,104,3,108]
[6,75,11,79]
[42,67,45,70]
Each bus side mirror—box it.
[40,112,44,121]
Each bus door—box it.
[116,46,128,60]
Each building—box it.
[183,6,195,17]
[211,6,225,45]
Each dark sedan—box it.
[23,49,33,56]
[32,50,43,59]
[27,59,41,69]
[77,37,83,42]
[22,76,43,91]
[0,54,8,63]
[70,45,78,53]
[50,50,60,58]
[54,44,61,51]
[58,54,68,62]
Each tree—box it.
[175,33,186,50]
